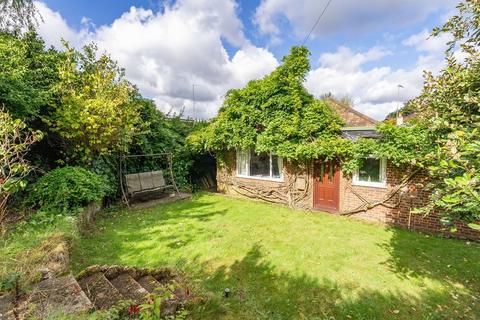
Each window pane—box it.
[237,150,247,175]
[272,154,282,178]
[359,158,381,182]
[250,151,270,177]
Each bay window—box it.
[236,149,283,181]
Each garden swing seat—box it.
[119,153,180,204]
[125,170,172,196]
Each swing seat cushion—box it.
[126,170,166,194]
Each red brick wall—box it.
[327,99,377,127]
[339,162,480,241]
[217,152,480,241]
[217,150,313,209]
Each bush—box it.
[26,166,111,215]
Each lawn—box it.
[0,216,75,287]
[71,193,480,320]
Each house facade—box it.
[217,100,480,241]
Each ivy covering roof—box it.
[188,46,351,161]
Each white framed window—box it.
[236,149,283,181]
[353,158,387,188]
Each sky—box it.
[34,0,460,120]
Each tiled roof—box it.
[325,98,378,127]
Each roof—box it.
[325,98,378,127]
[341,126,380,140]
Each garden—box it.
[2,193,479,319]
[1,1,480,319]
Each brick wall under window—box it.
[217,151,480,241]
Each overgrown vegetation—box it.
[188,46,346,162]
[0,30,203,226]
[190,1,480,228]
[26,166,111,215]
[0,108,42,225]
[401,1,480,227]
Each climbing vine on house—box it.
[188,46,435,170]
[188,46,346,161]
[190,2,480,229]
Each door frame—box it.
[312,159,340,212]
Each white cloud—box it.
[254,0,457,41]
[306,30,451,120]
[35,1,90,48]
[402,29,448,54]
[319,46,392,72]
[34,1,456,121]
[34,0,278,119]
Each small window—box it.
[236,149,283,181]
[353,158,386,188]
[236,150,248,176]
[250,151,270,177]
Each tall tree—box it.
[0,32,60,121]
[45,43,141,163]
[407,1,480,228]
[0,0,39,34]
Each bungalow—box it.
[216,99,480,241]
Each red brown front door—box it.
[313,159,340,212]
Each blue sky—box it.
[35,0,459,119]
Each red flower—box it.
[128,304,140,315]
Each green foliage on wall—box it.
[188,46,344,162]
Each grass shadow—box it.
[188,243,478,320]
[378,226,480,288]
[70,193,480,319]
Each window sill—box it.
[352,181,387,189]
[236,174,284,183]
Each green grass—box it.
[70,193,480,319]
[0,216,75,286]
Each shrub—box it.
[0,108,42,224]
[26,166,111,214]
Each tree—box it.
[128,95,206,188]
[45,43,141,163]
[0,0,39,34]
[0,108,42,226]
[406,1,480,228]
[0,32,60,121]
[189,46,345,161]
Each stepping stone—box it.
[29,275,93,318]
[137,275,163,293]
[78,272,123,309]
[0,294,15,320]
[110,273,148,303]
